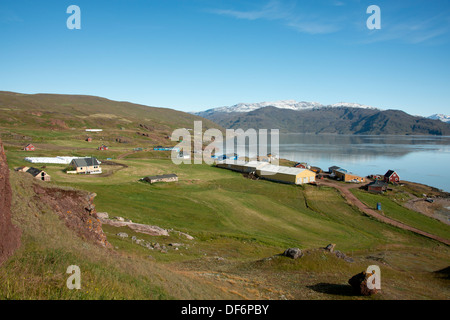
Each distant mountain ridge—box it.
[195,101,450,135]
[428,114,450,123]
[198,100,377,115]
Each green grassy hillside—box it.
[0,91,221,148]
[2,148,449,299]
[0,93,449,300]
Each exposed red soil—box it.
[32,184,111,248]
[50,119,69,129]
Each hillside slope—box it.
[197,106,450,135]
[0,138,21,265]
[0,91,222,146]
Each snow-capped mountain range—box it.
[428,114,450,123]
[200,100,378,114]
[196,100,449,123]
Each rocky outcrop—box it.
[139,124,154,131]
[32,185,111,248]
[167,229,194,240]
[100,218,170,236]
[0,138,21,265]
[323,244,354,263]
[136,132,150,138]
[283,248,303,259]
[115,138,130,144]
[100,215,195,239]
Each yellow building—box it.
[69,157,102,174]
[256,164,316,185]
[333,168,365,183]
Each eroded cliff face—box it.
[0,139,21,265]
[32,184,111,248]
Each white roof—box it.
[217,159,245,166]
[24,156,87,164]
[243,161,269,169]
[217,160,269,169]
[258,164,311,176]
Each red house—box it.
[23,144,35,151]
[384,170,400,184]
[294,162,308,169]
[98,145,109,151]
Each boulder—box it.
[334,250,354,262]
[117,232,128,238]
[348,271,379,296]
[324,243,336,252]
[283,248,303,259]
[344,257,355,263]
[96,212,109,219]
[169,243,183,247]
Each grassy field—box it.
[2,145,449,299]
[18,156,442,251]
[350,188,450,240]
[0,93,449,300]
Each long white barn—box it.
[24,156,90,164]
[216,160,316,185]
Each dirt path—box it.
[117,151,137,160]
[317,179,450,246]
[404,197,450,225]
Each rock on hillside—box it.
[32,185,111,248]
[0,138,21,265]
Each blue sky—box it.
[1,0,449,115]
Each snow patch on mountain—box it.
[199,100,378,114]
[428,114,450,123]
[330,102,377,109]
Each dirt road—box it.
[316,179,450,246]
[117,151,137,160]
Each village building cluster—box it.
[215,155,400,193]
[19,138,399,193]
[216,159,316,185]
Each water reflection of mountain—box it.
[220,134,450,163]
[281,134,450,161]
[280,134,450,147]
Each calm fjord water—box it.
[228,134,450,192]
